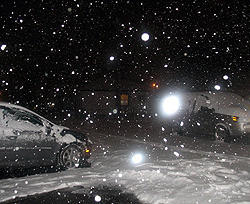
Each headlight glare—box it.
[162,95,180,115]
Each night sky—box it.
[0,0,249,108]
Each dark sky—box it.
[0,0,249,107]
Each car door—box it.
[194,107,216,136]
[184,94,216,137]
[33,120,58,165]
[1,106,39,165]
[181,98,201,135]
[1,106,57,166]
[12,110,57,165]
[0,122,5,165]
[0,107,18,166]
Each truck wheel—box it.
[215,126,230,142]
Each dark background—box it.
[0,0,249,112]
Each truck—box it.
[161,91,250,142]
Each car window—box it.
[15,111,44,127]
[0,106,43,128]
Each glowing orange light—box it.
[152,83,156,87]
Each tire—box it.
[171,122,184,136]
[215,125,230,142]
[58,144,83,169]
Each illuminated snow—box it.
[95,195,101,202]
[214,85,221,90]
[141,33,150,41]
[109,56,115,61]
[1,44,7,51]
[174,152,180,157]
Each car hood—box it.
[60,129,89,142]
[50,124,92,145]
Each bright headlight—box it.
[162,95,180,115]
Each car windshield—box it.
[0,1,249,203]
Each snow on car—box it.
[0,102,92,169]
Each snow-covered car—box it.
[0,102,92,169]
[161,91,250,142]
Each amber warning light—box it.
[152,83,159,89]
[232,116,238,122]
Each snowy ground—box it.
[0,119,250,204]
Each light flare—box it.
[131,153,143,164]
[141,33,150,41]
[162,95,180,115]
